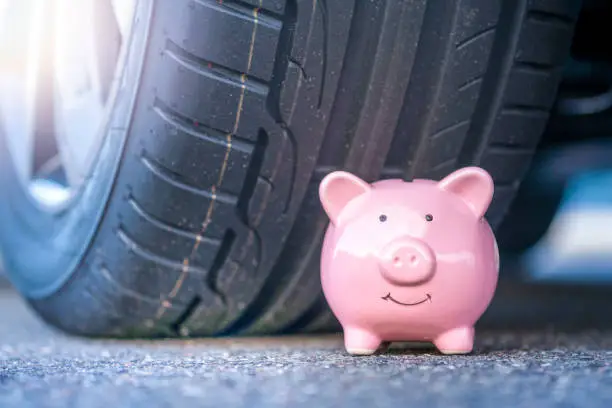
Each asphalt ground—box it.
[1,285,611,408]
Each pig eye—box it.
[379,214,387,222]
[425,214,433,222]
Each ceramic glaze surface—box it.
[319,167,499,355]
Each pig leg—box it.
[433,327,474,355]
[343,327,382,356]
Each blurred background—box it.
[479,0,612,329]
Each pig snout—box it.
[378,237,435,285]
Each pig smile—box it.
[381,293,431,306]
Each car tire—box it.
[0,0,581,337]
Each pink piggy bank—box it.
[319,167,499,355]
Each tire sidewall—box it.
[0,0,153,298]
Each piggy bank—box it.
[319,167,499,355]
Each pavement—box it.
[1,286,611,408]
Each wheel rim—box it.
[0,0,136,211]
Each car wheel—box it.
[0,0,581,337]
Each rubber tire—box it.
[0,0,581,337]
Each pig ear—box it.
[437,167,494,219]
[319,171,371,223]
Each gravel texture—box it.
[1,288,611,408]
